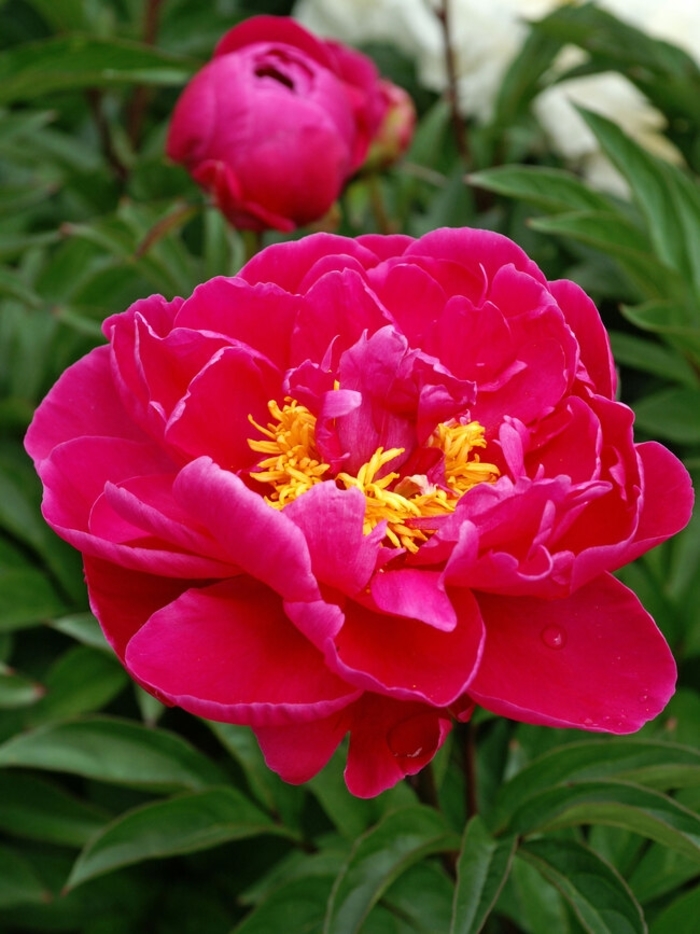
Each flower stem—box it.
[410,762,440,810]
[434,0,471,166]
[464,719,478,819]
[127,0,165,151]
[86,89,129,183]
[242,229,265,264]
[368,174,393,234]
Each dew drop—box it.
[540,624,567,650]
[387,713,439,764]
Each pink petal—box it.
[291,268,390,365]
[40,436,160,530]
[254,710,350,785]
[549,278,616,398]
[84,555,195,664]
[240,233,379,292]
[405,227,547,285]
[165,346,281,471]
[355,233,414,261]
[38,438,222,576]
[344,694,452,798]
[617,441,694,564]
[174,278,299,371]
[98,475,233,566]
[125,579,360,725]
[369,261,448,346]
[284,482,379,595]
[331,587,484,706]
[469,573,676,732]
[214,15,334,68]
[371,569,456,630]
[24,346,147,467]
[173,457,320,603]
[284,599,345,651]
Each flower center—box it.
[248,398,499,553]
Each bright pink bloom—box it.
[166,16,389,232]
[25,228,692,797]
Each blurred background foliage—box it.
[1,1,700,932]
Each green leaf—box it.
[0,266,43,307]
[451,816,517,934]
[468,165,612,214]
[48,613,109,651]
[0,667,44,708]
[28,645,128,724]
[490,739,700,830]
[628,840,700,905]
[621,300,700,356]
[308,750,377,841]
[66,786,294,889]
[0,567,66,632]
[0,36,198,104]
[0,843,50,909]
[497,854,571,934]
[506,781,700,864]
[527,211,682,300]
[382,861,454,934]
[632,388,700,443]
[0,181,57,218]
[519,838,645,934]
[207,721,286,815]
[609,331,698,388]
[649,883,700,934]
[492,24,563,129]
[324,805,459,934]
[578,108,700,299]
[0,716,225,790]
[0,772,108,846]
[234,876,334,934]
[23,0,90,32]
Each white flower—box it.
[292,0,691,194]
[292,0,440,62]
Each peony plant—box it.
[25,226,693,797]
[166,15,410,232]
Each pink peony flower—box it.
[25,227,692,797]
[166,15,390,232]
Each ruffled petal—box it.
[125,579,360,725]
[174,457,320,602]
[331,587,484,706]
[345,694,452,798]
[254,710,350,785]
[165,345,281,471]
[284,482,379,595]
[24,346,147,467]
[469,574,676,732]
[617,441,694,565]
[84,555,195,664]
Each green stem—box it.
[434,0,472,167]
[242,229,265,264]
[464,719,478,819]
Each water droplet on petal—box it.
[387,713,440,766]
[540,624,567,649]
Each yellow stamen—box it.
[429,420,501,495]
[247,400,500,552]
[248,399,330,507]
